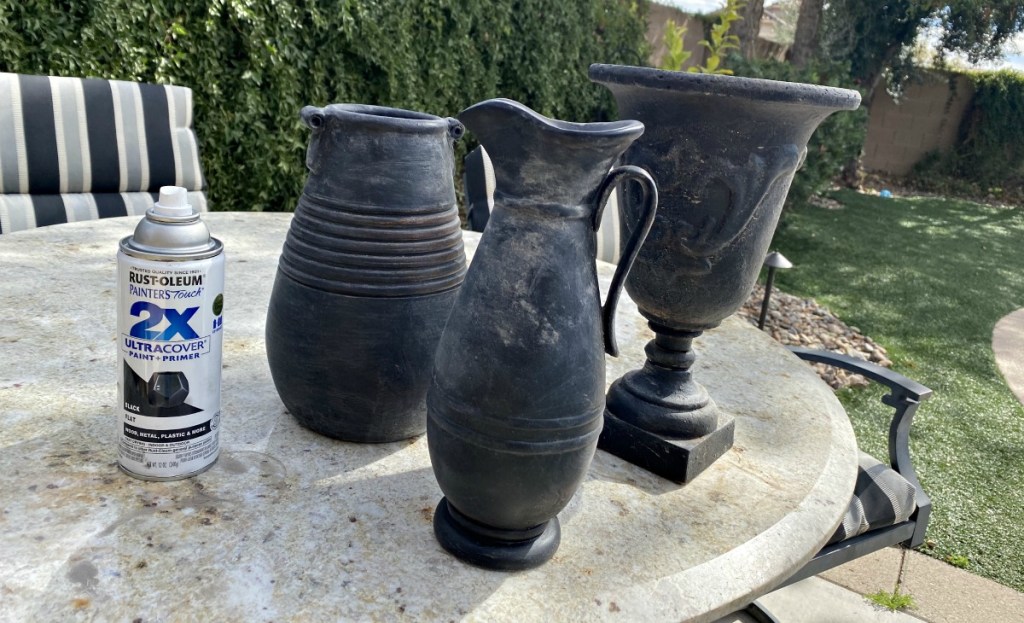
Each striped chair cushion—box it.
[0,72,205,234]
[828,451,918,545]
[0,191,208,233]
[596,190,622,265]
[463,146,494,233]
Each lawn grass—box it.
[769,189,1024,591]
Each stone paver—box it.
[817,547,1024,623]
[993,308,1024,405]
[900,550,1024,623]
[758,576,924,622]
[821,546,906,595]
[713,576,923,623]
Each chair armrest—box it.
[787,346,933,547]
[786,346,931,402]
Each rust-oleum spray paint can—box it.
[117,186,224,480]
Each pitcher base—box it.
[433,498,560,571]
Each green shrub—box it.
[909,69,1024,203]
[727,56,868,208]
[695,0,743,75]
[0,0,648,212]
[660,19,692,71]
[659,0,744,76]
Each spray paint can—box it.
[117,186,224,480]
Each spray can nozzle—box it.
[151,186,194,218]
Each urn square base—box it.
[598,411,735,484]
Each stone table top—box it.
[0,213,857,623]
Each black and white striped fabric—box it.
[0,72,205,234]
[828,451,918,545]
[595,190,622,264]
[463,146,493,233]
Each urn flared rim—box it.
[588,64,861,111]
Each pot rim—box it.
[318,103,455,134]
[589,63,861,111]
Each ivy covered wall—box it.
[0,0,649,212]
[907,69,1024,202]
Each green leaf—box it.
[0,0,649,215]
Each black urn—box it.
[589,64,861,482]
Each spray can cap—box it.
[152,186,194,218]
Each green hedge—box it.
[727,56,869,208]
[0,0,648,212]
[910,69,1024,203]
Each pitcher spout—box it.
[457,99,644,208]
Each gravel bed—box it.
[737,284,892,390]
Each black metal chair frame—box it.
[779,346,933,587]
[743,347,933,622]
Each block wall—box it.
[862,73,975,176]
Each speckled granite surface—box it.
[0,214,857,623]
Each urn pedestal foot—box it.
[599,326,735,483]
[432,498,560,571]
[599,410,735,484]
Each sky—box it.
[994,34,1024,71]
[656,0,1024,71]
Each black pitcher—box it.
[266,104,466,443]
[427,99,658,570]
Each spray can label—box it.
[116,252,225,479]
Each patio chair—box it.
[743,346,933,622]
[0,72,206,234]
[780,347,932,581]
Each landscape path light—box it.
[758,251,793,330]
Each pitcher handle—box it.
[594,165,659,357]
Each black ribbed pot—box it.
[589,64,861,482]
[266,104,466,443]
[427,99,658,570]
